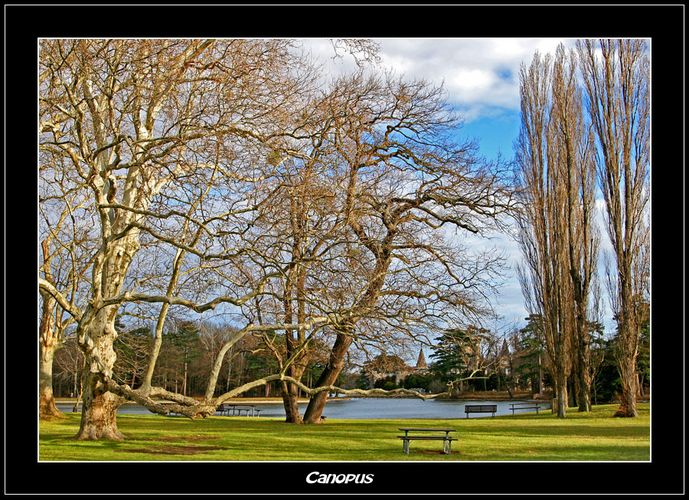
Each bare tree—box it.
[550,46,600,412]
[515,50,572,418]
[292,74,512,423]
[577,39,650,417]
[515,45,603,416]
[39,39,320,439]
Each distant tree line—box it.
[344,311,649,406]
[52,317,333,400]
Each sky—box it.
[298,38,620,355]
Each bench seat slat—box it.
[399,428,456,432]
[398,436,457,440]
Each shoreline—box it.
[55,397,351,405]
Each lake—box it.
[57,398,551,419]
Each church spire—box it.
[415,349,427,369]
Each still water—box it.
[58,398,550,419]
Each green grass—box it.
[39,403,650,461]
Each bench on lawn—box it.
[509,402,543,415]
[464,404,497,418]
[397,428,457,455]
[217,404,261,417]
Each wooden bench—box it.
[398,428,457,455]
[464,404,497,418]
[217,404,261,417]
[509,402,543,415]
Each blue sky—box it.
[460,110,521,162]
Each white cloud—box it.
[297,38,574,122]
[377,38,573,120]
[450,68,496,92]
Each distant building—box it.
[415,349,428,371]
[364,348,429,386]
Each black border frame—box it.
[5,3,684,496]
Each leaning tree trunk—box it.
[76,306,125,440]
[303,332,353,424]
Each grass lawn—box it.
[39,403,649,461]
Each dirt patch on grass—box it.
[156,435,219,442]
[118,445,225,455]
[125,434,219,443]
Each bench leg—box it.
[403,439,410,455]
[443,439,451,454]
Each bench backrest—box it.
[465,404,497,412]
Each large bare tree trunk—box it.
[77,383,123,441]
[76,308,124,440]
[303,332,353,424]
[75,232,138,440]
